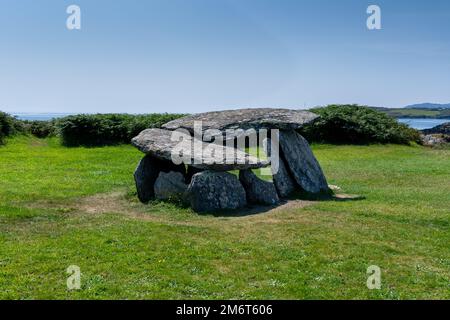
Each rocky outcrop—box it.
[131,128,270,171]
[239,169,279,205]
[134,155,186,203]
[421,134,450,146]
[154,171,188,202]
[421,122,450,146]
[279,130,329,194]
[186,171,247,212]
[422,122,450,135]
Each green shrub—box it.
[0,111,24,144]
[0,111,15,134]
[27,121,57,138]
[300,105,421,145]
[58,113,186,146]
[1,111,58,142]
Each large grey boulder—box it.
[154,171,188,202]
[134,155,186,203]
[162,108,319,134]
[186,171,247,212]
[239,169,279,205]
[279,130,329,194]
[132,128,269,171]
[263,137,296,198]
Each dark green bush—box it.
[27,121,57,138]
[0,111,25,144]
[300,105,421,145]
[58,113,186,147]
[1,112,12,143]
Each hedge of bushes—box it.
[25,120,58,138]
[57,113,186,146]
[0,112,11,144]
[0,111,25,144]
[1,111,59,144]
[299,105,421,145]
[1,112,186,146]
[1,106,422,147]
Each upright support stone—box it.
[134,155,157,203]
[239,169,279,205]
[134,155,186,203]
[263,137,296,198]
[186,171,247,213]
[154,171,188,202]
[279,130,329,194]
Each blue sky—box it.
[1,0,450,114]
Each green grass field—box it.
[0,136,449,299]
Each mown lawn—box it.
[0,136,449,299]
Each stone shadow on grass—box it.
[198,200,289,218]
[196,192,365,218]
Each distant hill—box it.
[373,107,450,119]
[405,103,450,109]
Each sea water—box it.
[398,118,448,130]
[12,113,73,121]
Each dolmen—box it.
[131,108,329,213]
